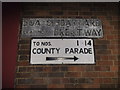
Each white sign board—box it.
[30,39,95,64]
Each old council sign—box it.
[22,18,103,38]
[30,39,95,64]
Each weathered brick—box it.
[19,39,30,44]
[65,72,81,77]
[32,79,46,84]
[30,85,47,88]
[19,55,29,61]
[94,66,110,71]
[18,50,29,55]
[85,66,94,71]
[16,85,31,88]
[49,11,63,15]
[97,50,111,54]
[48,72,64,77]
[67,11,78,15]
[17,61,29,66]
[64,84,76,88]
[110,66,118,71]
[60,66,68,71]
[101,78,112,84]
[19,44,30,50]
[52,67,60,72]
[100,84,118,88]
[69,78,94,84]
[26,67,35,72]
[100,55,109,60]
[99,72,115,77]
[95,45,107,49]
[16,73,31,78]
[48,78,61,84]
[35,67,43,72]
[48,84,64,88]
[31,73,47,77]
[97,61,113,65]
[18,67,27,72]
[43,67,52,72]
[95,40,110,45]
[82,72,99,77]
[61,78,70,83]
[17,79,32,84]
[79,84,100,88]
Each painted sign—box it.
[22,18,103,38]
[30,38,95,64]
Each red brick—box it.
[18,55,29,61]
[19,44,30,50]
[100,55,108,60]
[97,50,111,54]
[48,84,64,88]
[17,61,29,66]
[64,84,76,88]
[82,72,99,77]
[48,78,61,84]
[95,45,107,49]
[35,11,49,16]
[112,49,118,54]
[60,66,68,71]
[65,72,81,77]
[110,66,118,71]
[100,84,117,88]
[108,55,118,60]
[33,79,46,84]
[114,61,119,65]
[99,72,115,77]
[18,50,29,55]
[68,66,85,71]
[76,84,100,88]
[94,66,110,71]
[95,40,110,45]
[93,78,103,84]
[16,72,31,78]
[19,39,30,44]
[16,85,31,88]
[17,79,32,84]
[35,67,43,72]
[48,72,64,77]
[85,66,94,71]
[61,78,70,83]
[67,11,78,15]
[18,67,27,72]
[110,40,118,44]
[43,67,52,72]
[102,78,112,84]
[49,11,63,15]
[31,72,47,77]
[108,45,117,49]
[97,61,113,65]
[26,67,35,72]
[30,85,47,88]
[52,67,60,72]
[107,35,115,40]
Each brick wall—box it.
[15,2,119,88]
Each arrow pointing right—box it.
[46,56,79,61]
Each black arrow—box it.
[46,56,79,61]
